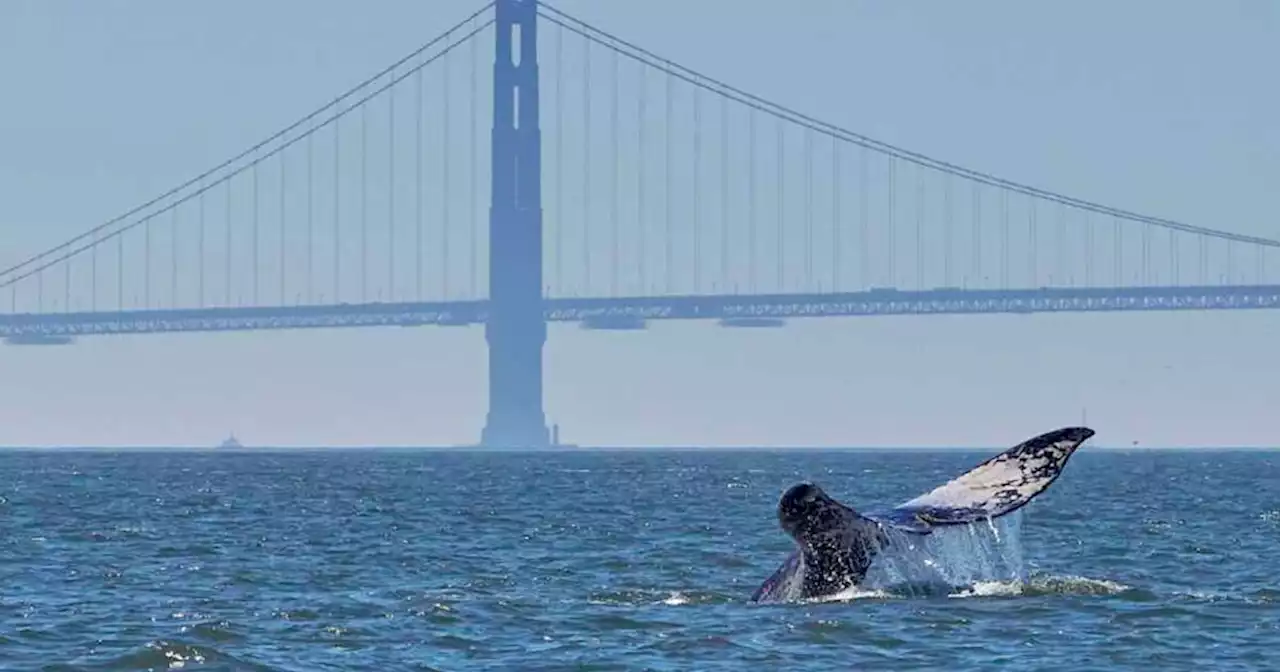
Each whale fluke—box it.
[750,426,1095,603]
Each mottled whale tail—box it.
[871,426,1095,531]
[750,426,1096,603]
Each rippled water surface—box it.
[3,448,1279,670]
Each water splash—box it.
[860,512,1027,597]
[760,513,1031,604]
[806,573,1134,603]
[793,512,1137,603]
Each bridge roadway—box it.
[2,285,1279,340]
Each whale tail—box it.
[750,426,1096,603]
[871,426,1095,530]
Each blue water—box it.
[2,448,1278,670]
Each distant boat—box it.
[218,433,244,449]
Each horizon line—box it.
[1,444,1276,452]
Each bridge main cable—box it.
[538,1,1280,249]
[0,1,498,286]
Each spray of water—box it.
[797,512,1028,603]
[866,512,1027,595]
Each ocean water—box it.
[2,447,1278,670]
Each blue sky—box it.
[0,0,1277,448]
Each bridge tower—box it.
[481,0,550,448]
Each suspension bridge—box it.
[2,0,1278,446]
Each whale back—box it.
[750,548,804,603]
[751,489,886,603]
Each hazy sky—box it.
[1,0,1277,448]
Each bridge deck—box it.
[2,285,1278,339]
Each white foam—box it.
[949,580,1025,598]
[661,591,690,606]
[808,585,896,603]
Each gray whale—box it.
[751,426,1095,603]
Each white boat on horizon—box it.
[218,433,244,449]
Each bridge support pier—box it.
[480,0,550,448]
